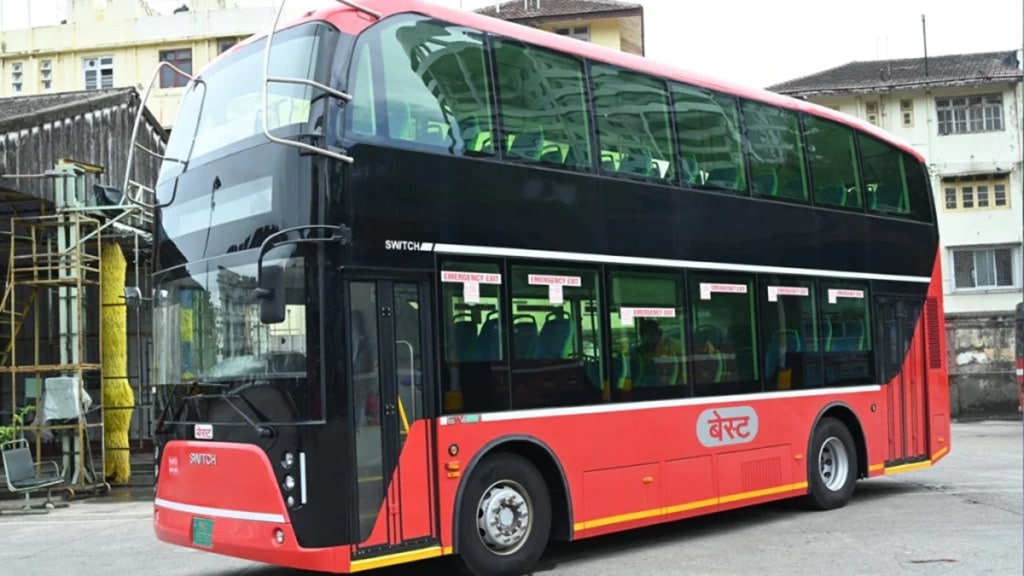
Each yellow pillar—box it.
[101,242,134,484]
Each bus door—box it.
[348,278,437,558]
[875,297,928,463]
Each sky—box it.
[1,0,1022,88]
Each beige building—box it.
[0,0,276,128]
[476,0,644,56]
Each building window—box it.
[936,94,1003,135]
[864,101,879,125]
[217,37,239,54]
[39,59,52,90]
[944,187,956,209]
[962,186,974,208]
[941,174,1010,210]
[159,49,193,88]
[554,26,590,41]
[11,62,23,93]
[83,56,114,90]
[994,183,1007,206]
[952,246,1016,290]
[900,99,913,127]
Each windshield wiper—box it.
[184,388,276,439]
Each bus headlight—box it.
[281,452,295,469]
[283,475,295,491]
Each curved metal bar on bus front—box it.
[254,224,344,289]
[262,0,364,165]
[123,61,195,210]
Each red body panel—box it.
[154,441,347,572]
[435,387,887,546]
[925,255,952,462]
[352,421,435,551]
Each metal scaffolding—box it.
[0,160,152,498]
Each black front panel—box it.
[155,138,317,269]
[342,144,938,286]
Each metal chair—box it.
[1,438,66,514]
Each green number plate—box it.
[192,517,214,548]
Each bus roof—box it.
[235,0,926,163]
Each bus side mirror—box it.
[257,265,286,324]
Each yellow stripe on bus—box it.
[883,460,932,475]
[574,482,807,532]
[350,546,449,572]
[875,446,947,475]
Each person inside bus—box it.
[633,319,684,388]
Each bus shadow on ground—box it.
[236,480,922,576]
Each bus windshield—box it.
[152,252,321,425]
[161,22,335,179]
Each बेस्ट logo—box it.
[194,423,214,440]
[696,406,759,447]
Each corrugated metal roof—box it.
[475,0,641,21]
[0,88,154,134]
[769,50,1022,96]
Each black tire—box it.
[805,417,857,510]
[455,453,551,576]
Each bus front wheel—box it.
[455,453,551,576]
[805,417,857,510]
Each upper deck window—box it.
[348,15,494,156]
[671,84,746,193]
[493,40,592,170]
[160,22,336,177]
[803,115,863,209]
[742,100,808,202]
[857,134,932,221]
[591,64,674,181]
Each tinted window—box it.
[440,261,506,413]
[759,278,822,390]
[509,265,603,408]
[859,135,911,215]
[819,281,874,386]
[349,42,376,136]
[609,271,687,400]
[352,16,494,155]
[592,65,674,180]
[688,275,759,396]
[494,41,592,169]
[742,100,808,201]
[168,23,330,168]
[804,115,863,209]
[902,152,934,222]
[672,84,746,192]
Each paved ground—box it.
[2,420,1021,575]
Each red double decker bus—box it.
[148,1,951,574]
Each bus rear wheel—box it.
[455,453,551,576]
[805,417,857,510]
